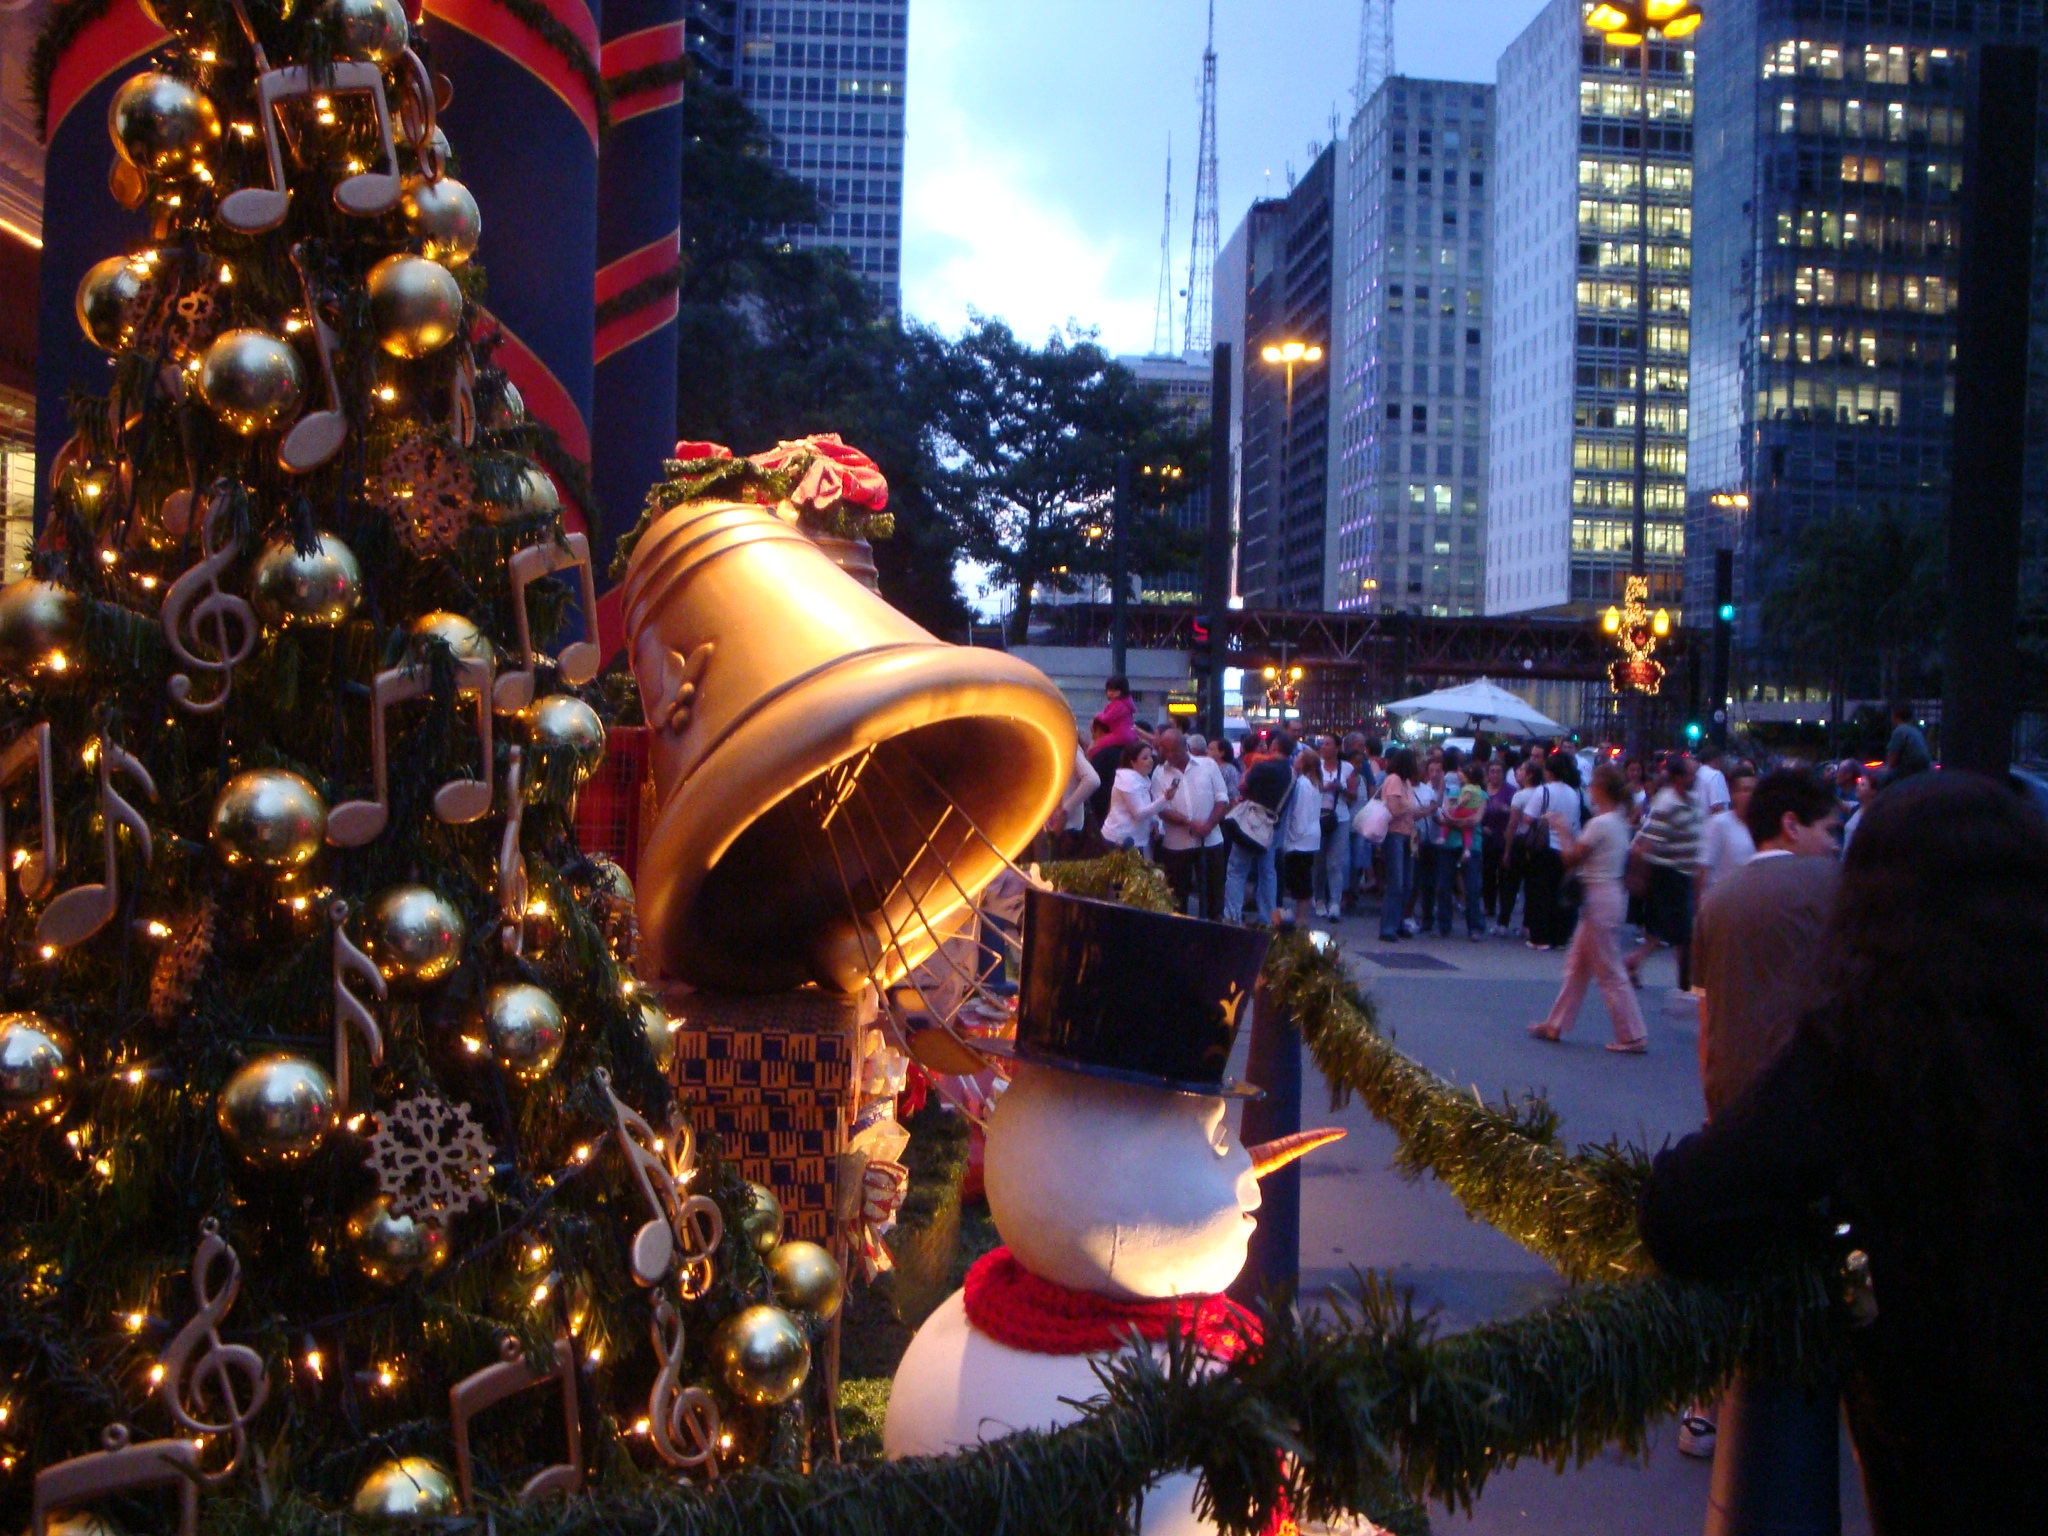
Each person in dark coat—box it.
[1639,774,2048,1534]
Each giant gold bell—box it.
[622,501,1071,993]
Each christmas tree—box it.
[0,0,835,1523]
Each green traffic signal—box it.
[1685,722,1703,741]
[1716,603,1737,623]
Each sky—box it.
[899,0,1552,355]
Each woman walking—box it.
[1376,747,1421,941]
[1529,764,1647,1051]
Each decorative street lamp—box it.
[1584,0,1700,720]
[1258,341,1324,611]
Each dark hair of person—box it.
[1105,674,1129,695]
[1442,747,1463,772]
[1384,746,1419,782]
[1117,740,1150,770]
[1807,775,2048,1459]
[1544,752,1576,786]
[1364,737,1383,756]
[1744,766,1835,845]
[1590,762,1628,806]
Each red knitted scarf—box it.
[962,1245,1263,1360]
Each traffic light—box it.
[1716,602,1737,624]
[1685,721,1704,743]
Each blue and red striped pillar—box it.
[419,0,601,523]
[592,0,683,597]
[34,0,169,509]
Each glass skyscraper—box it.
[1687,0,2048,667]
[733,1,909,314]
[1331,76,1495,617]
[1489,0,1694,616]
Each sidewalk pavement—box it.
[1285,914,1871,1535]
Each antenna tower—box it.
[1150,137,1176,357]
[1353,0,1394,109]
[1182,0,1219,356]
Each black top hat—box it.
[976,887,1270,1098]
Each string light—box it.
[460,1035,485,1056]
[97,548,118,565]
[122,1311,146,1333]
[44,652,67,673]
[147,1364,166,1386]
[572,1144,592,1164]
[124,1068,146,1085]
[529,1278,551,1305]
[304,1349,324,1379]
[630,1417,650,1436]
[145,920,171,938]
[375,1363,398,1389]
[375,385,398,402]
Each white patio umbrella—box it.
[1379,678,1565,739]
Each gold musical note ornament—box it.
[37,738,156,951]
[595,1069,722,1293]
[648,1298,723,1477]
[492,533,602,714]
[154,1220,271,1483]
[159,490,259,714]
[0,722,57,914]
[330,899,387,1104]
[327,653,495,846]
[448,1331,583,1506]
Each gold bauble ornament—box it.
[0,1014,73,1125]
[217,1054,338,1166]
[400,175,481,265]
[108,72,220,178]
[0,579,83,680]
[480,981,565,1080]
[351,1456,460,1521]
[527,696,606,786]
[250,533,363,629]
[638,997,676,1073]
[345,1193,450,1286]
[409,609,492,664]
[364,885,467,987]
[740,1180,783,1255]
[198,329,305,435]
[320,0,410,61]
[483,462,559,524]
[75,255,152,352]
[210,768,327,869]
[766,1239,844,1320]
[711,1304,810,1407]
[366,254,462,359]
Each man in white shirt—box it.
[1154,729,1228,916]
[1691,748,1732,820]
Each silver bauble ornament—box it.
[108,72,221,177]
[217,1054,338,1166]
[711,1304,810,1407]
[367,254,462,359]
[346,1193,450,1286]
[198,329,305,435]
[351,1457,460,1521]
[766,1239,844,1320]
[320,0,410,61]
[209,768,327,868]
[487,378,526,427]
[364,885,467,987]
[0,579,83,680]
[740,1181,783,1255]
[76,254,153,352]
[399,175,481,265]
[481,981,565,1080]
[250,533,363,629]
[527,696,605,786]
[0,1014,73,1125]
[409,609,492,664]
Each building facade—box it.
[1235,145,1340,610]
[1489,0,1694,615]
[735,0,909,312]
[1686,0,2048,669]
[1118,353,1215,605]
[1331,75,1495,616]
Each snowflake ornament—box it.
[364,1092,496,1222]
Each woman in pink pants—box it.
[1529,763,1647,1052]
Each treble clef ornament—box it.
[648,1297,722,1477]
[160,489,258,714]
[154,1219,271,1483]
[596,1069,722,1295]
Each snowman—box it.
[884,888,1342,1535]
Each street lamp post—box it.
[1586,0,1700,745]
[1258,341,1324,613]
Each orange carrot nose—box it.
[1246,1127,1347,1178]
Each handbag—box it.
[1514,786,1553,863]
[1222,800,1275,851]
[1624,841,1653,898]
[1352,795,1392,844]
